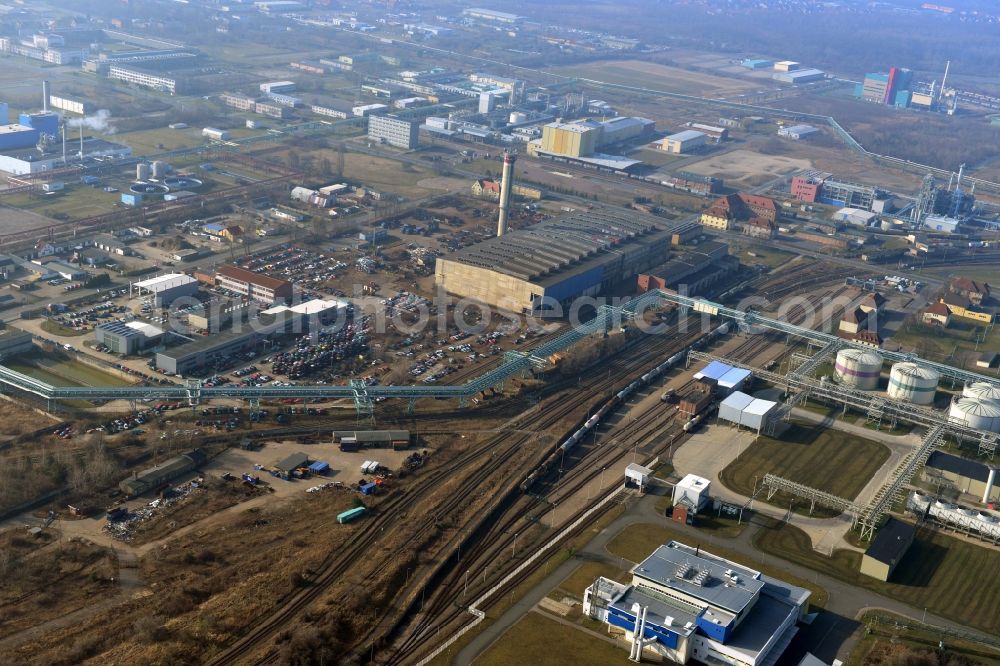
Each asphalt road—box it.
[454,490,987,666]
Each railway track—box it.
[206,331,691,664]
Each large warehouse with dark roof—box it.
[434,208,697,314]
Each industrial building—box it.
[48,95,94,115]
[94,321,154,355]
[860,517,915,581]
[120,449,207,496]
[0,329,35,359]
[109,64,186,94]
[923,451,999,502]
[718,391,780,436]
[530,117,654,161]
[857,68,913,106]
[434,209,693,314]
[777,124,819,140]
[462,8,525,24]
[131,273,200,308]
[790,172,889,210]
[700,193,777,232]
[215,265,293,304]
[636,241,735,295]
[772,69,825,84]
[656,130,707,154]
[0,134,133,175]
[260,81,296,94]
[155,299,344,375]
[367,114,420,149]
[693,361,752,395]
[584,541,810,665]
[0,125,41,151]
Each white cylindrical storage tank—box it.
[136,163,151,181]
[509,111,527,124]
[962,381,1000,402]
[949,397,1000,432]
[887,362,939,405]
[834,348,882,390]
[151,160,168,179]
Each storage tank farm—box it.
[963,381,1000,402]
[887,362,939,405]
[949,397,1000,432]
[834,348,883,390]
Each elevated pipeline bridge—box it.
[0,290,667,415]
[660,292,1000,390]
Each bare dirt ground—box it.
[682,148,812,187]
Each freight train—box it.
[520,323,730,492]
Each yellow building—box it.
[699,211,731,231]
[939,296,995,324]
[540,122,600,158]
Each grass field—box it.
[605,522,828,607]
[846,611,1000,666]
[718,424,890,516]
[6,353,132,388]
[4,186,118,221]
[888,316,1000,364]
[475,611,633,666]
[548,59,761,98]
[41,319,88,337]
[754,520,1000,635]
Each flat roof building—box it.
[584,541,810,665]
[132,273,199,308]
[435,209,695,314]
[120,449,207,496]
[656,130,707,154]
[368,114,420,149]
[462,8,525,23]
[777,124,819,140]
[0,329,34,359]
[95,321,146,355]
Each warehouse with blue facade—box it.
[584,541,810,665]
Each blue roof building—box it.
[584,541,810,665]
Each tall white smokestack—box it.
[42,80,50,112]
[497,151,516,237]
[984,468,996,504]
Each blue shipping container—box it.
[308,461,330,474]
[360,482,377,495]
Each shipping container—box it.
[360,482,377,495]
[337,506,366,524]
[340,436,358,452]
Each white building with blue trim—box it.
[583,541,810,665]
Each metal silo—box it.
[834,348,883,390]
[949,397,1000,432]
[887,362,939,405]
[962,381,1000,402]
[151,160,168,179]
[136,163,151,181]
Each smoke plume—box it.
[66,109,116,135]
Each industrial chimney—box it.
[42,80,50,112]
[496,151,516,237]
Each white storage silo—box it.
[509,111,527,124]
[962,381,1000,402]
[949,397,1000,432]
[834,348,883,390]
[136,163,151,181]
[151,160,168,179]
[887,362,939,405]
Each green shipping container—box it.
[337,507,366,524]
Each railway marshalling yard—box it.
[0,246,998,666]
